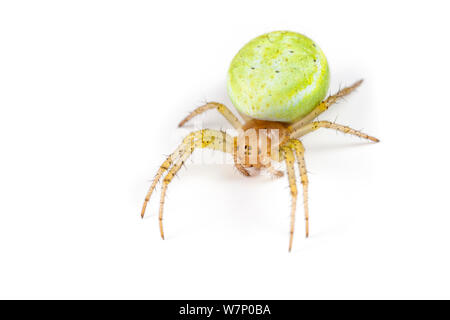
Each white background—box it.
[0,0,449,299]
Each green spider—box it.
[141,31,379,251]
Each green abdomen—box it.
[227,31,330,123]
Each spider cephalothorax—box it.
[141,31,379,251]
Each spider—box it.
[141,31,379,251]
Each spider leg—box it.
[178,102,243,129]
[159,140,196,239]
[287,140,309,238]
[153,129,237,239]
[142,129,235,218]
[141,132,197,218]
[283,146,298,252]
[290,121,379,142]
[288,79,364,131]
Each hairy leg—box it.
[288,79,364,131]
[290,120,379,142]
[158,139,196,239]
[283,147,298,252]
[149,129,242,238]
[141,132,197,218]
[287,140,309,238]
[178,102,243,129]
[141,129,235,219]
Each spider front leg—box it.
[290,121,379,142]
[283,147,298,252]
[286,140,309,238]
[144,129,237,239]
[178,102,243,129]
[141,133,196,218]
[158,138,197,239]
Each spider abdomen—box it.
[227,31,330,123]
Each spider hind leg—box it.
[290,120,379,142]
[289,79,364,131]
